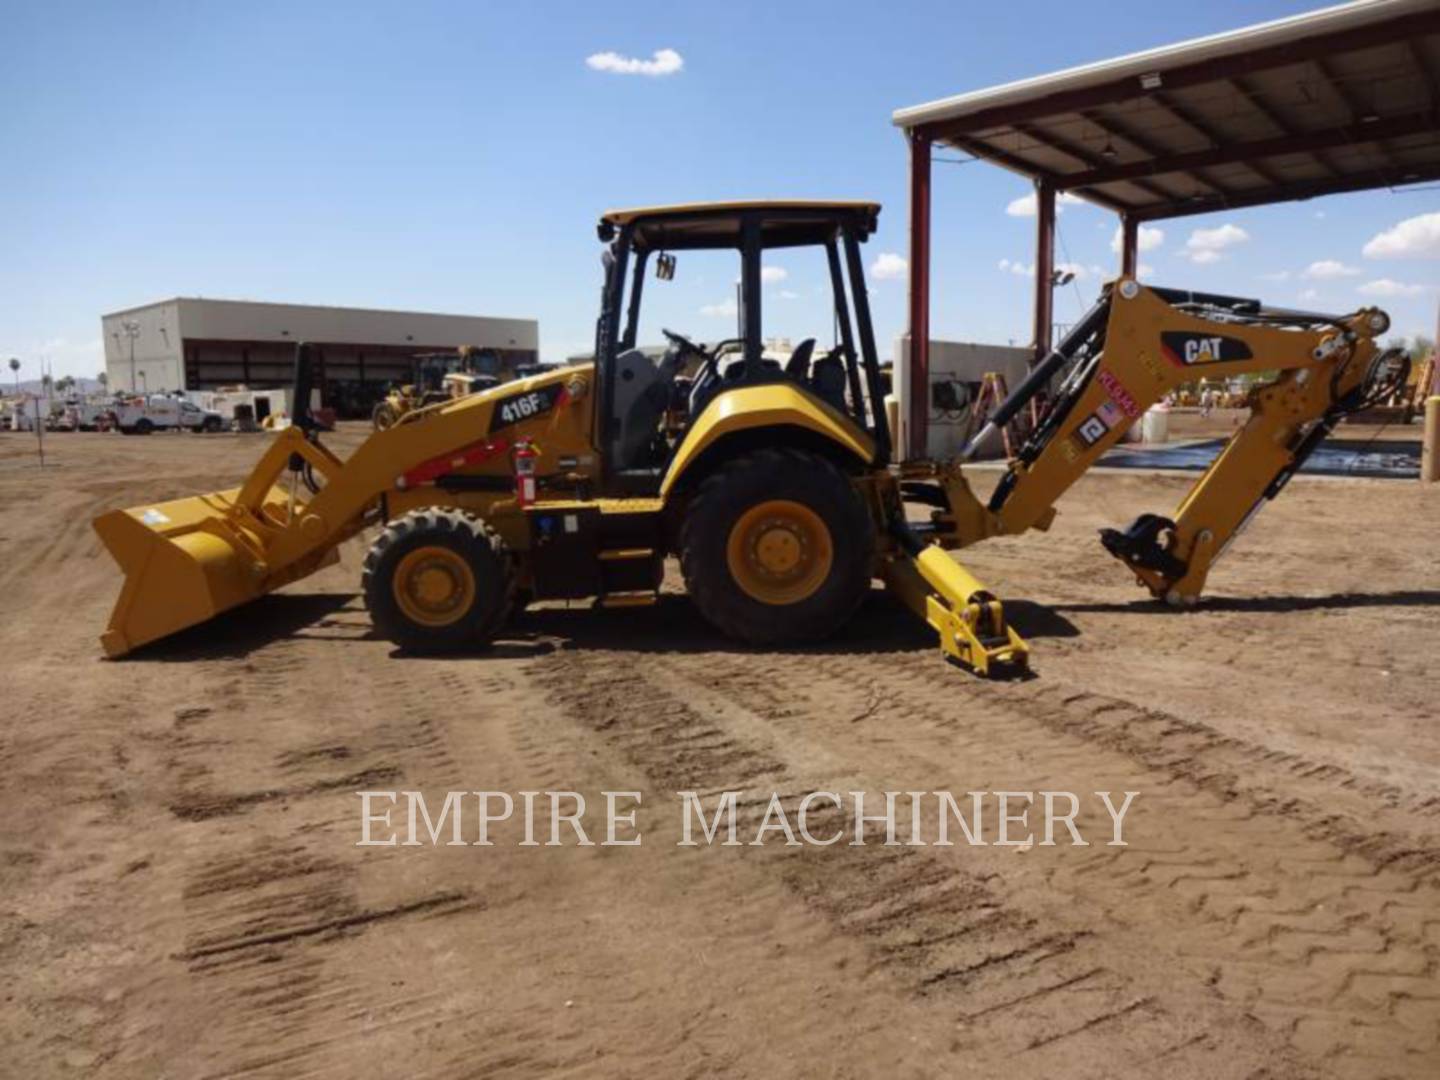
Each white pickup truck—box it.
[109,396,224,434]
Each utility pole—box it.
[121,319,141,392]
[34,390,45,468]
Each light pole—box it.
[121,319,141,392]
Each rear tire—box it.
[133,418,153,435]
[372,402,398,431]
[680,447,873,645]
[363,509,514,653]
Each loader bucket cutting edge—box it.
[93,484,337,658]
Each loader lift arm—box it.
[932,280,1403,605]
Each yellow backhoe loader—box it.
[372,346,521,430]
[94,201,1405,674]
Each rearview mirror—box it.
[656,253,676,281]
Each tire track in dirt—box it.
[149,642,497,1080]
[541,646,1311,1077]
[993,676,1440,865]
[158,641,652,1080]
[670,644,1440,1078]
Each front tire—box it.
[362,509,514,653]
[680,447,874,645]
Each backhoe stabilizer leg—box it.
[881,543,1029,676]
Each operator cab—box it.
[591,201,890,493]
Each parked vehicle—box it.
[107,395,224,435]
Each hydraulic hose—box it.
[960,295,1111,461]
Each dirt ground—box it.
[1,422,1437,1079]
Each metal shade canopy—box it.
[892,0,1440,458]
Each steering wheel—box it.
[661,327,710,361]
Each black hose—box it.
[985,296,1111,433]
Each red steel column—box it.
[1033,179,1055,362]
[1121,214,1139,278]
[907,129,931,460]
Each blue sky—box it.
[2,0,1436,380]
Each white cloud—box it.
[1056,261,1102,282]
[778,289,800,300]
[1260,270,1291,282]
[1180,223,1249,262]
[1298,288,1320,303]
[1302,259,1360,279]
[760,265,788,284]
[1109,224,1164,253]
[1000,258,1104,281]
[1136,263,1154,279]
[1314,210,1327,219]
[1005,191,1083,217]
[1357,278,1429,298]
[585,48,684,77]
[871,252,908,280]
[699,298,738,318]
[1362,212,1440,259]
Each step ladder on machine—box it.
[597,547,661,609]
[966,372,1026,458]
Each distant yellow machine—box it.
[372,346,518,430]
[94,201,1404,674]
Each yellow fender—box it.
[660,383,876,497]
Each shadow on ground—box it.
[484,590,1078,662]
[114,586,1080,664]
[117,593,357,662]
[1055,589,1440,616]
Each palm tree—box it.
[97,371,108,390]
[56,375,75,395]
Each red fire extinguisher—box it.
[513,439,538,507]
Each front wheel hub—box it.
[392,545,476,626]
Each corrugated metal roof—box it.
[893,0,1440,220]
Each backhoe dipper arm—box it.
[981,281,1396,603]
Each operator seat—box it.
[810,349,849,411]
[611,348,679,469]
[784,338,816,381]
[689,353,783,420]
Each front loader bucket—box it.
[94,483,338,658]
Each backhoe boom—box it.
[928,280,1402,606]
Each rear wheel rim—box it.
[725,499,833,606]
[392,545,476,627]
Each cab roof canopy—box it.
[599,200,881,250]
[893,0,1440,220]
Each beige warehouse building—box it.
[101,298,539,418]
